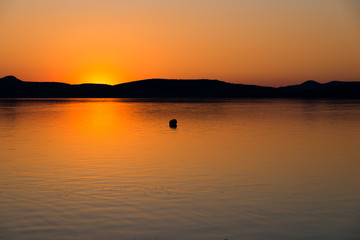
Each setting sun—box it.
[74,63,129,85]
[81,71,117,85]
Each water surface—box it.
[0,99,359,240]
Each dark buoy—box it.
[169,119,177,128]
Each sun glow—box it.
[85,72,116,85]
[79,71,116,85]
[74,63,129,85]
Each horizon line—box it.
[2,75,359,88]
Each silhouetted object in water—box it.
[169,119,177,128]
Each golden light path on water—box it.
[0,99,359,240]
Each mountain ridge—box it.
[1,76,359,98]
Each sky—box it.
[0,0,360,86]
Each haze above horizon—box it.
[1,0,360,86]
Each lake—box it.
[0,99,359,240]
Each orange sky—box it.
[0,0,360,86]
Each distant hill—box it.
[112,79,274,98]
[277,80,360,98]
[0,76,359,98]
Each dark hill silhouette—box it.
[1,75,22,84]
[0,76,359,98]
[277,80,360,98]
[113,79,273,98]
[288,80,322,89]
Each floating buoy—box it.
[169,119,177,128]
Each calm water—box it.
[0,99,359,240]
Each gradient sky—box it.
[0,0,360,86]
